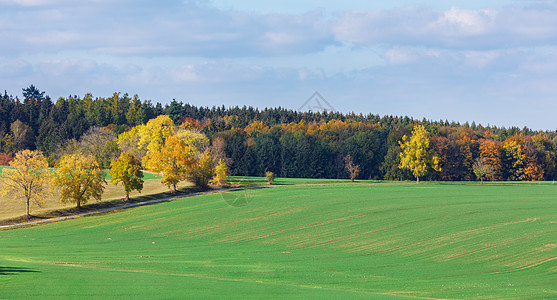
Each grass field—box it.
[1,181,557,298]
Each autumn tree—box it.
[52,154,106,209]
[0,150,49,219]
[479,139,503,181]
[80,126,119,168]
[210,136,233,167]
[265,171,275,184]
[502,137,525,181]
[109,152,144,201]
[188,149,214,188]
[399,124,441,183]
[138,115,175,154]
[344,154,361,182]
[472,157,494,184]
[212,159,228,186]
[11,120,33,152]
[117,126,145,160]
[145,135,195,192]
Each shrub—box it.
[0,153,14,166]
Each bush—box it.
[0,153,14,166]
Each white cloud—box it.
[435,8,497,36]
[332,3,557,49]
[0,1,334,57]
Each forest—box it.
[1,85,556,182]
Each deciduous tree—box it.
[502,137,525,181]
[479,139,503,181]
[109,152,144,201]
[212,159,228,186]
[399,124,441,183]
[138,115,175,154]
[80,126,119,168]
[0,150,49,219]
[265,171,275,184]
[145,135,195,192]
[52,154,106,209]
[472,157,494,184]
[11,120,33,151]
[188,149,214,188]
[344,154,360,182]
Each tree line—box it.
[2,86,557,182]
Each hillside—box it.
[1,181,556,298]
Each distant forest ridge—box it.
[1,85,556,181]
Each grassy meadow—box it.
[1,181,557,298]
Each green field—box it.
[1,182,557,298]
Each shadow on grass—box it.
[0,186,210,227]
[0,267,40,275]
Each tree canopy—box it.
[0,149,49,218]
[399,125,441,183]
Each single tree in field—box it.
[265,171,275,185]
[0,150,49,219]
[109,152,144,202]
[212,159,228,186]
[52,154,106,209]
[399,124,441,183]
[473,157,494,184]
[145,135,195,192]
[344,154,361,182]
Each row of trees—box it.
[1,115,229,219]
[2,86,557,182]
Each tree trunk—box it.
[125,193,130,202]
[417,176,420,184]
[26,198,31,219]
[77,200,81,209]
[173,183,177,193]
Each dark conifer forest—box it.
[1,85,556,181]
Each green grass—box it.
[1,182,557,298]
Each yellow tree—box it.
[52,154,106,209]
[117,126,144,159]
[188,149,214,188]
[0,150,49,219]
[138,115,176,154]
[109,152,144,202]
[399,124,441,183]
[145,135,195,192]
[502,137,525,181]
[212,159,228,186]
[176,127,209,153]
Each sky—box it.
[2,0,557,130]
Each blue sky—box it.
[2,0,557,129]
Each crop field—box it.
[1,181,557,298]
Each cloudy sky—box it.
[2,0,557,130]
